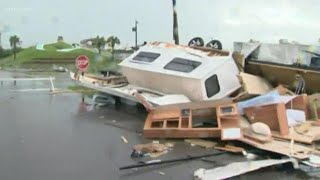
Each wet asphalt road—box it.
[0,70,316,180]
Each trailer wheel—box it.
[206,40,222,50]
[188,37,204,47]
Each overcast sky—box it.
[1,0,320,49]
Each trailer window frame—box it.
[131,51,161,63]
[205,74,220,98]
[164,58,201,73]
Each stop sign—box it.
[75,55,89,72]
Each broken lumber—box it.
[133,143,168,153]
[239,72,273,95]
[240,138,319,160]
[143,99,232,138]
[214,145,245,153]
[271,123,320,144]
[217,104,242,140]
[243,128,272,143]
[184,139,217,148]
[130,90,155,112]
[308,94,320,121]
[286,94,309,119]
[244,103,289,136]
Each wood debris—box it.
[143,99,233,138]
[239,72,273,95]
[121,136,128,143]
[133,143,168,153]
[240,138,318,160]
[244,103,289,136]
[184,139,217,148]
[214,145,245,153]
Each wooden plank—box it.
[144,128,221,138]
[152,109,180,120]
[245,61,320,94]
[217,104,242,140]
[243,128,272,143]
[184,139,217,148]
[154,98,232,111]
[215,145,245,153]
[244,103,289,136]
[240,138,318,159]
[239,72,273,95]
[144,100,234,139]
[286,94,309,119]
[308,94,320,121]
[190,46,230,56]
[272,123,320,144]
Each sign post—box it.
[75,55,89,75]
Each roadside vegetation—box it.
[43,41,72,50]
[9,35,22,60]
[67,85,98,95]
[0,41,121,73]
[106,36,120,61]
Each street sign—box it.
[75,55,89,72]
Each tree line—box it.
[0,35,121,60]
[92,35,120,60]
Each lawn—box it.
[43,41,73,50]
[0,41,120,73]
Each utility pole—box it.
[0,32,2,48]
[132,20,138,50]
[172,0,179,45]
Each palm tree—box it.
[92,36,106,54]
[106,36,120,60]
[9,35,21,60]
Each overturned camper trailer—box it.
[234,42,320,94]
[71,42,241,105]
[120,42,241,101]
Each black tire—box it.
[206,40,222,50]
[188,37,205,47]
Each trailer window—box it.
[205,74,220,98]
[164,58,201,73]
[132,51,160,63]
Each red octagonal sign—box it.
[75,55,89,72]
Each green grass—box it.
[0,41,120,73]
[67,85,98,95]
[68,85,97,91]
[44,41,72,50]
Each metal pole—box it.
[135,20,138,49]
[172,0,179,45]
[0,32,2,48]
[49,76,55,92]
[119,151,225,170]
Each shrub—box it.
[0,48,23,58]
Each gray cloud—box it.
[0,0,319,49]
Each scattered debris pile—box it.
[72,41,320,178]
[131,142,173,158]
[124,49,320,178]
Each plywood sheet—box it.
[272,124,320,144]
[240,138,318,159]
[244,103,289,136]
[239,72,273,95]
[243,128,272,143]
